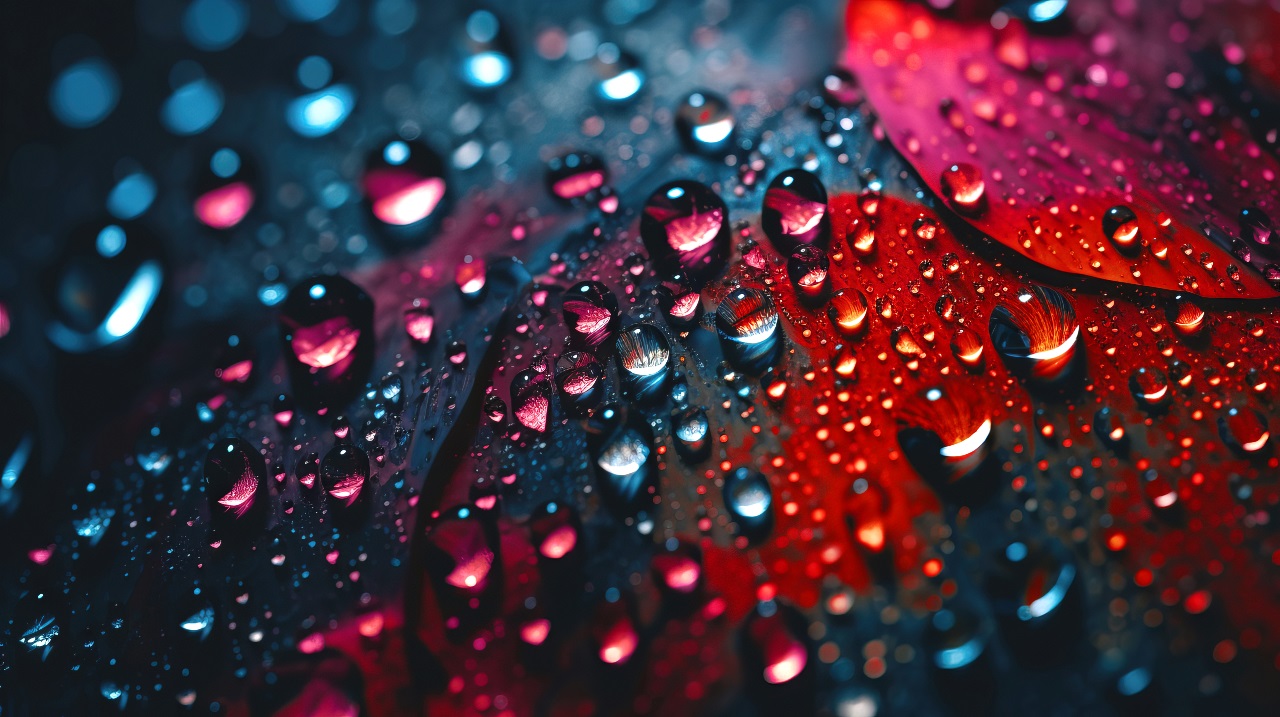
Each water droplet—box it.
[676,91,735,153]
[1128,367,1170,411]
[203,437,266,522]
[278,275,375,409]
[724,467,773,541]
[762,169,829,252]
[363,139,447,227]
[717,288,779,345]
[455,256,486,299]
[940,163,986,214]
[827,289,868,336]
[616,324,671,402]
[594,46,645,102]
[403,298,435,344]
[950,329,984,369]
[587,406,657,522]
[322,444,369,507]
[787,245,829,296]
[45,221,165,353]
[555,351,603,414]
[988,285,1083,394]
[641,180,730,287]
[1239,206,1273,246]
[195,147,255,229]
[511,365,552,433]
[561,281,619,350]
[1218,407,1271,455]
[1102,205,1140,252]
[546,151,609,203]
[461,10,514,89]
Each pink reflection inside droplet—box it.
[552,170,606,199]
[195,182,255,229]
[291,316,361,368]
[539,524,578,559]
[444,548,495,590]
[365,169,445,226]
[217,469,258,516]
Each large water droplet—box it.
[278,275,375,410]
[641,180,730,287]
[676,91,735,153]
[561,281,619,350]
[988,285,1083,394]
[203,437,266,522]
[363,139,447,228]
[762,169,829,252]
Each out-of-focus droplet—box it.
[546,151,609,203]
[1219,407,1270,456]
[278,275,375,410]
[587,406,657,523]
[1239,206,1273,246]
[676,91,735,153]
[820,67,860,107]
[762,169,829,252]
[363,139,447,228]
[456,256,486,299]
[641,180,730,287]
[594,45,645,102]
[460,10,514,89]
[403,298,434,344]
[724,467,773,541]
[194,147,255,229]
[44,221,165,353]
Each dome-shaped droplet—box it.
[1102,205,1140,252]
[724,467,773,541]
[655,281,701,328]
[586,406,657,523]
[820,67,860,107]
[45,221,165,353]
[616,324,671,403]
[991,542,1082,666]
[555,351,603,414]
[1128,367,1170,410]
[1171,297,1205,337]
[940,163,986,214]
[739,601,813,708]
[672,407,710,462]
[194,147,255,229]
[844,477,891,554]
[321,443,369,507]
[296,452,320,490]
[988,285,1083,393]
[511,364,553,434]
[950,329,984,369]
[717,288,778,345]
[1239,206,1273,246]
[640,180,730,287]
[363,139,447,228]
[787,245,829,296]
[827,289,868,336]
[546,152,609,203]
[278,274,375,410]
[652,540,703,600]
[561,281,619,350]
[531,500,581,563]
[676,91,735,153]
[897,388,997,504]
[1094,406,1129,453]
[455,256,486,299]
[594,45,645,103]
[1218,406,1270,455]
[762,169,829,252]
[460,9,514,89]
[403,298,434,344]
[203,437,266,521]
[416,505,503,642]
[913,216,940,241]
